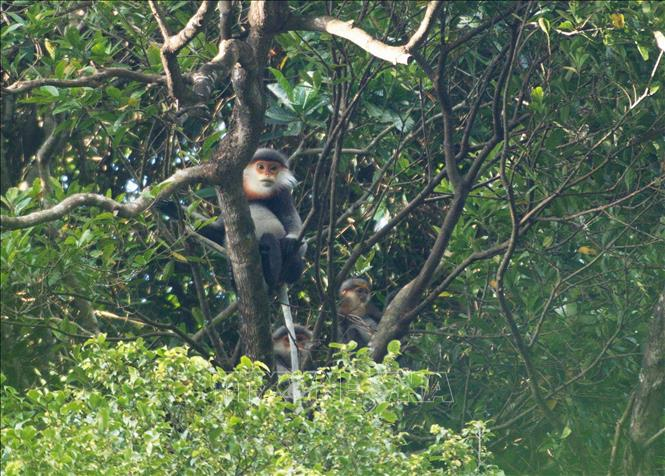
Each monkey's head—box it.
[339,278,371,305]
[243,148,297,200]
[272,324,313,360]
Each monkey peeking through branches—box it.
[272,324,313,374]
[337,278,383,347]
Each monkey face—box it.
[250,160,284,194]
[243,160,297,200]
[273,332,312,361]
[274,332,312,352]
[353,285,370,303]
[342,285,370,304]
[255,160,283,182]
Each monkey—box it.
[157,148,306,289]
[337,277,383,347]
[272,324,313,374]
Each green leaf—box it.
[268,67,294,101]
[560,425,572,439]
[64,26,82,49]
[636,43,649,61]
[44,38,57,59]
[40,85,60,97]
[387,340,401,355]
[105,85,122,101]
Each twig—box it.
[608,392,635,476]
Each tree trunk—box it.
[623,290,665,475]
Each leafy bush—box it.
[1,336,501,475]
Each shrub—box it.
[1,336,501,475]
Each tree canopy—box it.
[1,1,664,474]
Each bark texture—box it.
[623,290,665,476]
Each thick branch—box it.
[623,290,665,475]
[192,302,239,342]
[404,1,443,51]
[218,0,233,41]
[370,9,529,361]
[287,2,441,65]
[148,0,173,39]
[286,16,411,65]
[370,192,468,361]
[192,39,256,99]
[197,0,287,363]
[1,165,209,230]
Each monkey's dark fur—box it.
[157,148,306,288]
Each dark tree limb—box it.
[608,393,635,476]
[192,39,256,99]
[149,0,205,102]
[370,6,530,361]
[199,1,290,364]
[192,302,239,343]
[493,17,556,425]
[218,0,233,41]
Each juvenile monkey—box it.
[272,324,313,374]
[337,278,382,347]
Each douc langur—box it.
[158,148,306,289]
[272,324,313,374]
[337,277,382,347]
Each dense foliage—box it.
[1,1,663,474]
[1,338,500,475]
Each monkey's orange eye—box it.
[257,163,265,170]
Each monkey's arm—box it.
[270,191,303,238]
[346,320,375,346]
[196,217,226,245]
[155,200,226,245]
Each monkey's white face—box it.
[243,160,297,200]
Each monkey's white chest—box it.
[250,203,286,239]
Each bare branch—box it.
[218,0,233,41]
[1,165,209,230]
[608,393,636,476]
[404,1,442,51]
[285,15,411,65]
[442,2,526,55]
[287,1,441,65]
[148,0,173,39]
[149,1,214,102]
[4,68,164,95]
[192,302,239,342]
[164,1,214,54]
[35,114,62,196]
